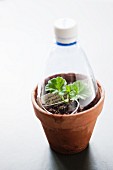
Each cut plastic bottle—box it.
[38,18,99,114]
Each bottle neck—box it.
[56,41,77,46]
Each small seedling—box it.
[45,76,91,103]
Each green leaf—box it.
[45,76,67,94]
[69,91,76,99]
[70,80,91,101]
[62,84,72,94]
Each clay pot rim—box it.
[31,81,105,118]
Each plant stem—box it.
[61,96,65,102]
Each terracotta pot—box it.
[31,82,105,154]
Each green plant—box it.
[45,76,91,103]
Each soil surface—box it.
[44,101,80,114]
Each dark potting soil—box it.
[40,73,101,115]
[44,101,80,114]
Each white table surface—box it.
[0,0,113,169]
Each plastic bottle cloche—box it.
[38,18,100,115]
